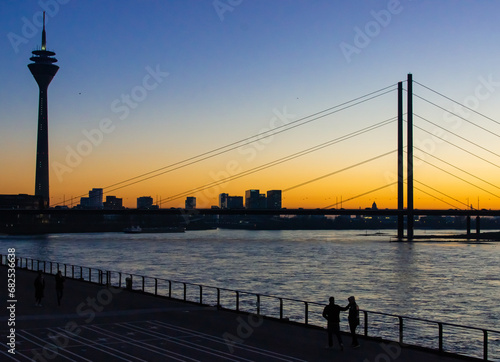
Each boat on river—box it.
[123,226,185,233]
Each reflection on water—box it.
[1,229,499,333]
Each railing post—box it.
[64,264,67,277]
[80,266,82,279]
[169,281,172,298]
[256,295,260,315]
[142,276,145,292]
[43,261,46,273]
[398,316,404,344]
[89,268,91,282]
[438,323,443,352]
[199,285,203,305]
[119,272,122,288]
[279,298,283,320]
[483,330,488,361]
[364,311,368,336]
[183,283,187,301]
[236,291,240,311]
[304,302,309,325]
[217,288,220,307]
[155,278,158,296]
[50,261,52,274]
[72,265,74,279]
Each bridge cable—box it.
[414,80,500,127]
[413,114,500,159]
[413,93,500,139]
[411,151,500,199]
[282,150,396,193]
[414,179,468,209]
[413,146,500,192]
[412,117,500,170]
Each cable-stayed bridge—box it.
[3,74,500,238]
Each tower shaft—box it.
[34,85,50,206]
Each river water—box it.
[1,229,499,359]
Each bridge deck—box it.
[1,267,480,362]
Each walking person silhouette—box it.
[55,270,65,306]
[322,296,348,350]
[34,270,45,307]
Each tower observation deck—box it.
[28,12,58,208]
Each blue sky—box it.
[1,0,500,209]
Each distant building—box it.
[88,188,103,208]
[245,189,266,209]
[79,197,91,208]
[228,196,244,209]
[0,194,43,209]
[219,193,244,209]
[219,193,227,208]
[266,190,282,209]
[185,197,196,209]
[137,196,157,209]
[78,188,104,209]
[103,196,123,210]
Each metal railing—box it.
[2,255,498,361]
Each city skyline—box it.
[1,1,500,209]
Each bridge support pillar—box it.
[397,81,404,240]
[466,215,471,236]
[407,74,414,239]
[476,216,480,236]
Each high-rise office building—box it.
[79,188,104,209]
[103,196,123,210]
[88,188,104,208]
[266,190,282,209]
[185,197,196,209]
[137,196,154,209]
[28,12,58,208]
[219,193,244,209]
[245,189,266,209]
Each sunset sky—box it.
[1,0,500,209]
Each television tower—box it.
[28,12,58,208]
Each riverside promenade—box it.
[1,267,484,362]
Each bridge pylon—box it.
[396,74,414,240]
[407,73,414,239]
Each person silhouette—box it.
[55,270,65,306]
[322,296,348,350]
[34,270,45,307]
[347,296,360,348]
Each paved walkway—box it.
[1,267,481,361]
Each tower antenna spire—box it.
[41,11,46,51]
